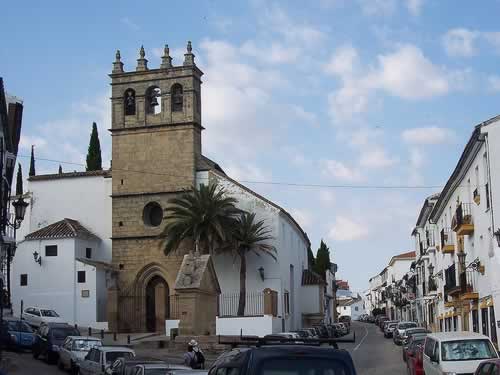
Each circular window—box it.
[143,202,163,227]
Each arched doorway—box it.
[145,276,169,332]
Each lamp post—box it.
[494,229,500,248]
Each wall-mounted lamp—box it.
[258,266,265,281]
[494,228,500,248]
[33,251,41,266]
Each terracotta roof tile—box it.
[28,170,110,181]
[301,269,325,285]
[25,218,100,241]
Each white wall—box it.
[18,176,112,262]
[216,315,281,336]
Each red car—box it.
[406,338,425,375]
[475,359,500,374]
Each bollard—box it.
[88,327,92,337]
[127,335,131,345]
[100,329,104,339]
[113,332,117,341]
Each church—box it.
[12,43,326,335]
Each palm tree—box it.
[161,183,240,255]
[230,212,276,316]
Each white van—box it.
[423,332,498,374]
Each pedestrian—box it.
[183,339,205,369]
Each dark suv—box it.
[32,323,80,364]
[210,342,357,375]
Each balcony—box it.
[440,228,455,253]
[452,203,474,236]
[460,270,479,301]
[444,263,461,296]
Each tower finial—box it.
[160,44,173,69]
[112,49,124,73]
[183,40,195,66]
[136,45,148,71]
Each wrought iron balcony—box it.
[460,269,479,300]
[444,263,460,296]
[440,228,455,253]
[452,203,474,236]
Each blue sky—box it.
[3,0,500,293]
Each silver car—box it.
[58,336,102,373]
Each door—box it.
[482,308,489,336]
[490,306,497,347]
[423,339,439,375]
[145,276,169,332]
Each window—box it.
[284,291,290,315]
[85,248,92,259]
[441,339,497,361]
[424,338,435,357]
[473,309,479,332]
[486,182,491,210]
[490,306,497,345]
[145,86,161,114]
[171,83,183,112]
[343,306,347,310]
[143,202,163,227]
[77,271,86,283]
[453,316,458,331]
[355,306,359,311]
[124,88,136,116]
[45,245,57,256]
[482,308,489,336]
[478,363,494,375]
[20,274,27,286]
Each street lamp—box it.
[428,263,434,276]
[12,197,28,227]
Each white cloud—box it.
[120,17,140,31]
[328,216,369,241]
[327,44,453,122]
[442,28,478,57]
[348,128,384,147]
[224,162,270,182]
[18,135,47,152]
[401,126,455,144]
[290,105,318,125]
[359,147,398,169]
[321,160,361,182]
[488,75,500,91]
[358,0,397,16]
[240,41,301,64]
[405,0,424,15]
[319,190,336,205]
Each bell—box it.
[150,95,159,107]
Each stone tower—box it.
[108,43,203,332]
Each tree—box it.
[307,246,316,270]
[229,212,276,316]
[86,122,102,171]
[161,183,240,255]
[15,164,23,196]
[29,145,35,177]
[313,240,331,278]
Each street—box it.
[4,322,405,375]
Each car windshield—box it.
[51,328,79,340]
[441,339,497,361]
[73,339,102,351]
[41,310,59,317]
[259,357,353,375]
[398,323,417,330]
[106,351,134,363]
[388,323,398,328]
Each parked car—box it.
[474,359,500,375]
[403,334,427,362]
[57,336,102,373]
[422,332,498,375]
[339,315,351,328]
[0,318,35,350]
[383,322,398,338]
[22,307,65,327]
[406,337,425,375]
[131,363,207,375]
[403,328,431,346]
[378,317,390,331]
[393,321,418,345]
[32,323,80,364]
[106,357,189,375]
[208,344,357,375]
[79,345,135,375]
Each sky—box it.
[2,0,500,293]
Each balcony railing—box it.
[452,203,474,235]
[440,228,454,253]
[218,291,264,317]
[444,263,460,296]
[460,269,478,300]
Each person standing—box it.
[183,339,205,369]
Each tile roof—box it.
[25,218,100,241]
[28,170,110,181]
[394,251,416,259]
[301,269,325,285]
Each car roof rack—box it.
[218,332,356,349]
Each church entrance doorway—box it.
[145,276,169,332]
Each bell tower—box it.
[108,43,203,332]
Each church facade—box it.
[12,43,324,334]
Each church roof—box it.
[25,218,100,241]
[196,155,226,174]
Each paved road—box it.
[5,322,406,374]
